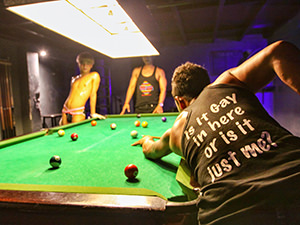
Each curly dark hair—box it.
[76,52,95,65]
[171,62,210,101]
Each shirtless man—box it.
[60,52,105,125]
[120,56,167,114]
[133,40,300,225]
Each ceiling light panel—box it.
[8,0,159,58]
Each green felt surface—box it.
[0,113,190,200]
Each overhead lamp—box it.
[39,50,47,57]
[6,0,160,58]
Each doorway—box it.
[0,60,15,140]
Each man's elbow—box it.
[144,153,161,160]
[143,148,161,160]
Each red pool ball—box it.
[71,133,78,141]
[124,164,138,179]
[134,120,140,127]
[91,120,97,126]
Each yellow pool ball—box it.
[58,129,65,137]
[141,121,148,128]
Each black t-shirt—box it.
[182,84,300,224]
[135,66,159,108]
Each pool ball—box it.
[91,120,97,126]
[141,121,148,128]
[71,133,78,141]
[50,155,61,168]
[161,117,167,122]
[57,129,65,137]
[134,120,140,127]
[131,130,138,138]
[124,164,138,179]
[110,123,117,130]
[136,114,141,118]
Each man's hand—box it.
[152,105,163,114]
[132,134,171,160]
[131,135,157,146]
[91,113,106,120]
[120,103,130,115]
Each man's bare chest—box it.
[72,75,93,89]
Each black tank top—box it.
[182,84,300,224]
[135,66,159,108]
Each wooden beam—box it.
[171,5,188,45]
[212,0,225,42]
[238,0,267,40]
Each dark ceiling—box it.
[0,0,300,55]
[142,0,300,46]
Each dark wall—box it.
[39,52,77,116]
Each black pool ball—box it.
[136,114,141,118]
[71,133,78,141]
[124,164,138,179]
[50,155,61,168]
[162,117,167,122]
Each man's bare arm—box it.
[89,72,100,115]
[90,72,105,120]
[120,68,139,115]
[132,129,172,160]
[153,68,167,113]
[132,112,187,159]
[216,40,300,94]
[90,72,106,120]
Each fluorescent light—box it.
[7,0,159,58]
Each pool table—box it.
[0,113,199,225]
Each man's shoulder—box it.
[155,66,166,76]
[155,66,164,71]
[172,112,188,135]
[87,71,100,78]
[132,66,142,77]
[133,66,143,72]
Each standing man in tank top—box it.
[120,56,167,114]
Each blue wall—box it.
[269,12,300,136]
